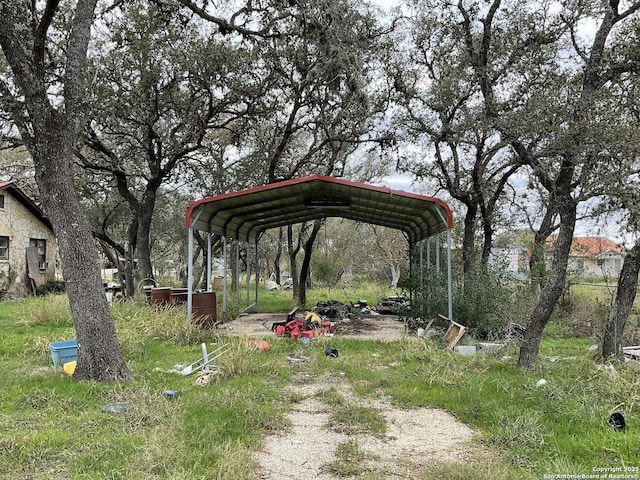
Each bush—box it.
[404,267,523,334]
[35,280,66,296]
[311,253,341,286]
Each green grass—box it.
[323,440,378,477]
[328,404,387,437]
[238,279,394,313]
[0,293,639,479]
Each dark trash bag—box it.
[609,412,625,431]
[325,347,339,358]
[314,301,344,318]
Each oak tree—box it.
[0,0,131,381]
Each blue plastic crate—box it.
[49,340,78,366]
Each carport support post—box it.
[187,226,194,321]
[186,208,203,323]
[434,209,453,322]
[419,239,427,317]
[419,240,424,292]
[245,240,250,307]
[254,236,259,311]
[235,240,240,308]
[426,237,431,317]
[222,236,228,321]
[408,241,414,301]
[446,228,453,321]
[207,232,212,291]
[436,233,441,274]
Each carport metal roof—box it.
[185,174,454,322]
[185,175,453,243]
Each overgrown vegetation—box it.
[0,290,638,479]
[35,280,66,296]
[404,267,536,335]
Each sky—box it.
[371,0,401,7]
[365,0,628,245]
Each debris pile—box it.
[423,314,467,350]
[375,294,411,315]
[172,342,229,376]
[271,307,337,340]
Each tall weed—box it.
[11,295,72,328]
[405,267,526,333]
[112,301,213,348]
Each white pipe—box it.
[447,228,453,321]
[223,236,227,320]
[207,231,212,291]
[187,226,194,321]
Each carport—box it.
[184,174,454,322]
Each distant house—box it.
[489,246,530,280]
[548,236,626,278]
[0,181,58,297]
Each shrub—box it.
[35,280,66,296]
[404,266,525,334]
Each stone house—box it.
[0,181,58,298]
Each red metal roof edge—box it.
[185,174,453,229]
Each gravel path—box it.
[254,373,479,479]
[221,313,484,478]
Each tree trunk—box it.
[96,238,125,285]
[297,220,323,306]
[135,198,156,284]
[390,263,401,289]
[518,196,576,369]
[274,227,283,284]
[35,116,131,382]
[461,204,478,275]
[0,0,131,382]
[480,220,494,272]
[124,219,137,297]
[287,225,300,301]
[529,232,548,291]
[529,203,557,291]
[602,240,640,361]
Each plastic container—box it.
[455,345,476,356]
[49,340,78,366]
[63,361,77,375]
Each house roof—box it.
[185,175,453,243]
[0,180,53,230]
[569,236,625,258]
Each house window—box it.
[0,195,4,209]
[0,236,8,260]
[29,239,47,269]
